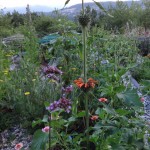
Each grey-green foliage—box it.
[139,0,150,30]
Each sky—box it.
[0,0,131,9]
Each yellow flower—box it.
[5,54,12,57]
[72,68,77,71]
[24,92,30,95]
[3,70,9,73]
[49,79,56,83]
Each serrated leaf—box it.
[117,89,143,107]
[30,129,49,150]
[102,103,116,115]
[92,0,113,18]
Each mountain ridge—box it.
[3,0,141,15]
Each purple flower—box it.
[47,98,72,113]
[62,85,73,94]
[43,66,63,75]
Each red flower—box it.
[42,126,50,133]
[99,98,108,103]
[91,115,99,121]
[15,143,23,150]
[140,97,144,102]
[74,78,97,90]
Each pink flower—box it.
[42,126,50,133]
[91,115,99,121]
[99,98,108,103]
[15,143,23,150]
[140,97,144,102]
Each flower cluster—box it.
[46,73,59,81]
[74,78,97,91]
[62,85,73,94]
[43,66,63,75]
[42,65,63,82]
[47,97,72,113]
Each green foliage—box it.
[131,57,150,81]
[11,10,25,28]
[0,2,150,148]
[30,129,49,150]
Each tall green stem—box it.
[81,0,89,149]
[49,114,51,150]
[85,93,89,149]
[83,27,87,83]
[82,0,84,14]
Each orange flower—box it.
[91,115,99,121]
[87,78,98,88]
[99,98,108,103]
[15,143,23,150]
[74,78,84,88]
[74,78,97,90]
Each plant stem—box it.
[82,0,84,14]
[85,94,89,149]
[81,0,89,149]
[49,113,51,150]
[82,15,89,150]
[83,27,87,83]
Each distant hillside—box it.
[3,0,141,16]
[59,0,141,20]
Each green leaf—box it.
[77,110,86,117]
[64,117,76,127]
[94,122,117,129]
[30,129,49,150]
[95,108,106,119]
[44,101,50,107]
[102,103,116,115]
[42,115,48,122]
[117,89,143,107]
[92,0,114,18]
[68,116,76,122]
[32,119,42,128]
[51,119,66,128]
[95,108,101,114]
[116,109,130,116]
